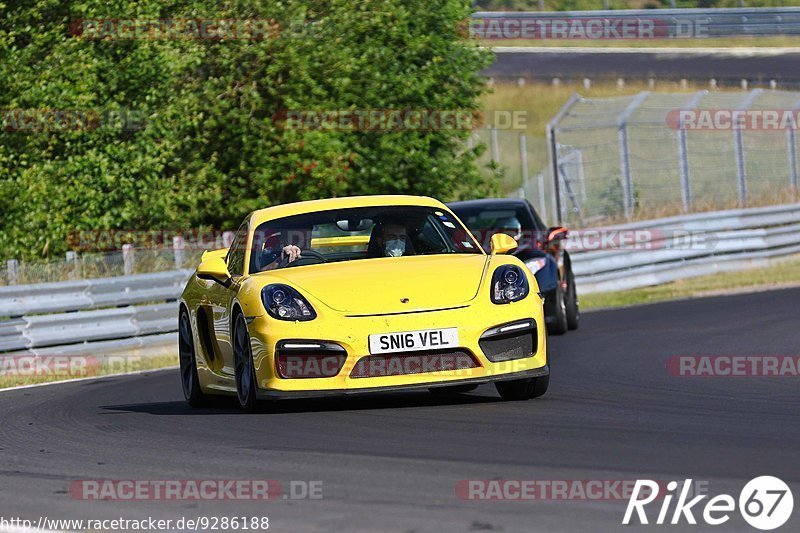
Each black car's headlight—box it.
[491,265,529,304]
[262,284,317,321]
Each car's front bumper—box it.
[246,297,547,396]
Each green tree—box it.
[0,0,495,260]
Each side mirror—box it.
[490,233,518,255]
[546,226,569,244]
[197,256,231,286]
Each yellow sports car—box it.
[178,195,549,411]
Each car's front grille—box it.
[349,349,479,379]
[479,320,536,362]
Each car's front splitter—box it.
[254,364,550,400]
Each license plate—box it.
[368,328,459,355]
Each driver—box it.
[369,221,409,257]
[255,231,302,271]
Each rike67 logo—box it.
[624,477,794,530]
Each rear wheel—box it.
[179,309,206,407]
[546,284,568,336]
[565,269,580,331]
[233,313,259,413]
[495,375,549,401]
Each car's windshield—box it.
[449,205,540,253]
[249,206,481,273]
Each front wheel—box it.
[495,375,549,401]
[565,269,580,331]
[233,314,259,412]
[545,284,568,336]
[179,309,206,407]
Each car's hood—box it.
[264,254,489,315]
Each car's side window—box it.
[226,222,249,277]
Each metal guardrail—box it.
[0,270,191,357]
[571,203,800,293]
[473,8,800,38]
[0,269,192,317]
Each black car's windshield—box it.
[449,205,540,253]
[249,206,481,273]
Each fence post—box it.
[617,92,650,220]
[490,127,499,163]
[519,133,529,191]
[788,99,800,192]
[66,251,78,280]
[678,91,708,213]
[547,93,581,225]
[7,259,19,285]
[788,126,798,192]
[122,244,135,276]
[222,231,235,249]
[173,236,185,269]
[538,173,547,222]
[734,89,763,207]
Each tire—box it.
[233,313,259,413]
[546,283,568,336]
[179,309,207,407]
[429,384,478,396]
[565,269,580,331]
[495,375,549,401]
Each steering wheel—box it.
[277,249,327,268]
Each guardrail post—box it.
[66,251,78,280]
[173,236,185,269]
[122,244,135,276]
[617,92,650,220]
[7,259,19,285]
[678,91,708,213]
[734,89,763,207]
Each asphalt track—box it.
[1,288,798,532]
[485,47,800,85]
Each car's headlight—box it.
[491,265,529,304]
[262,284,317,321]
[524,257,548,275]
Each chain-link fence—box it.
[517,89,800,228]
[0,234,235,286]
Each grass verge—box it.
[0,353,177,390]
[580,254,800,310]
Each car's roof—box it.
[447,198,529,210]
[249,195,447,226]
